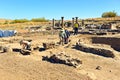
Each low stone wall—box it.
[92,37,120,51]
[75,43,115,58]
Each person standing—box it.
[59,28,67,45]
[73,22,79,35]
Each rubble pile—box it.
[0,45,11,53]
[42,52,82,68]
[79,29,119,35]
[43,42,56,50]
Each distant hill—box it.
[86,16,120,21]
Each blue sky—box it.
[0,0,120,20]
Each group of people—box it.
[59,28,70,45]
[20,22,80,50]
[59,22,80,45]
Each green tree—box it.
[102,11,118,18]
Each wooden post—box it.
[82,19,84,26]
[61,17,64,28]
[72,18,75,28]
[52,18,55,29]
[75,17,78,23]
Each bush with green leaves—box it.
[102,11,118,18]
[31,17,49,22]
[7,17,49,24]
[11,19,29,23]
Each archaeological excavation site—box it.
[0,16,120,80]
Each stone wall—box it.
[92,37,120,51]
[75,43,115,58]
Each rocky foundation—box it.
[42,52,82,68]
[75,42,115,58]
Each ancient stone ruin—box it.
[75,42,115,58]
[92,36,120,51]
[42,52,82,68]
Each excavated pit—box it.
[75,35,120,58]
[92,35,120,51]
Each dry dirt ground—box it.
[0,31,120,80]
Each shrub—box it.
[31,17,49,22]
[4,20,9,24]
[12,19,29,23]
[102,11,118,18]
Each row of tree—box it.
[4,17,49,24]
[3,11,119,24]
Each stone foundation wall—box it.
[92,37,120,51]
[75,43,115,58]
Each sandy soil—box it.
[0,32,120,80]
